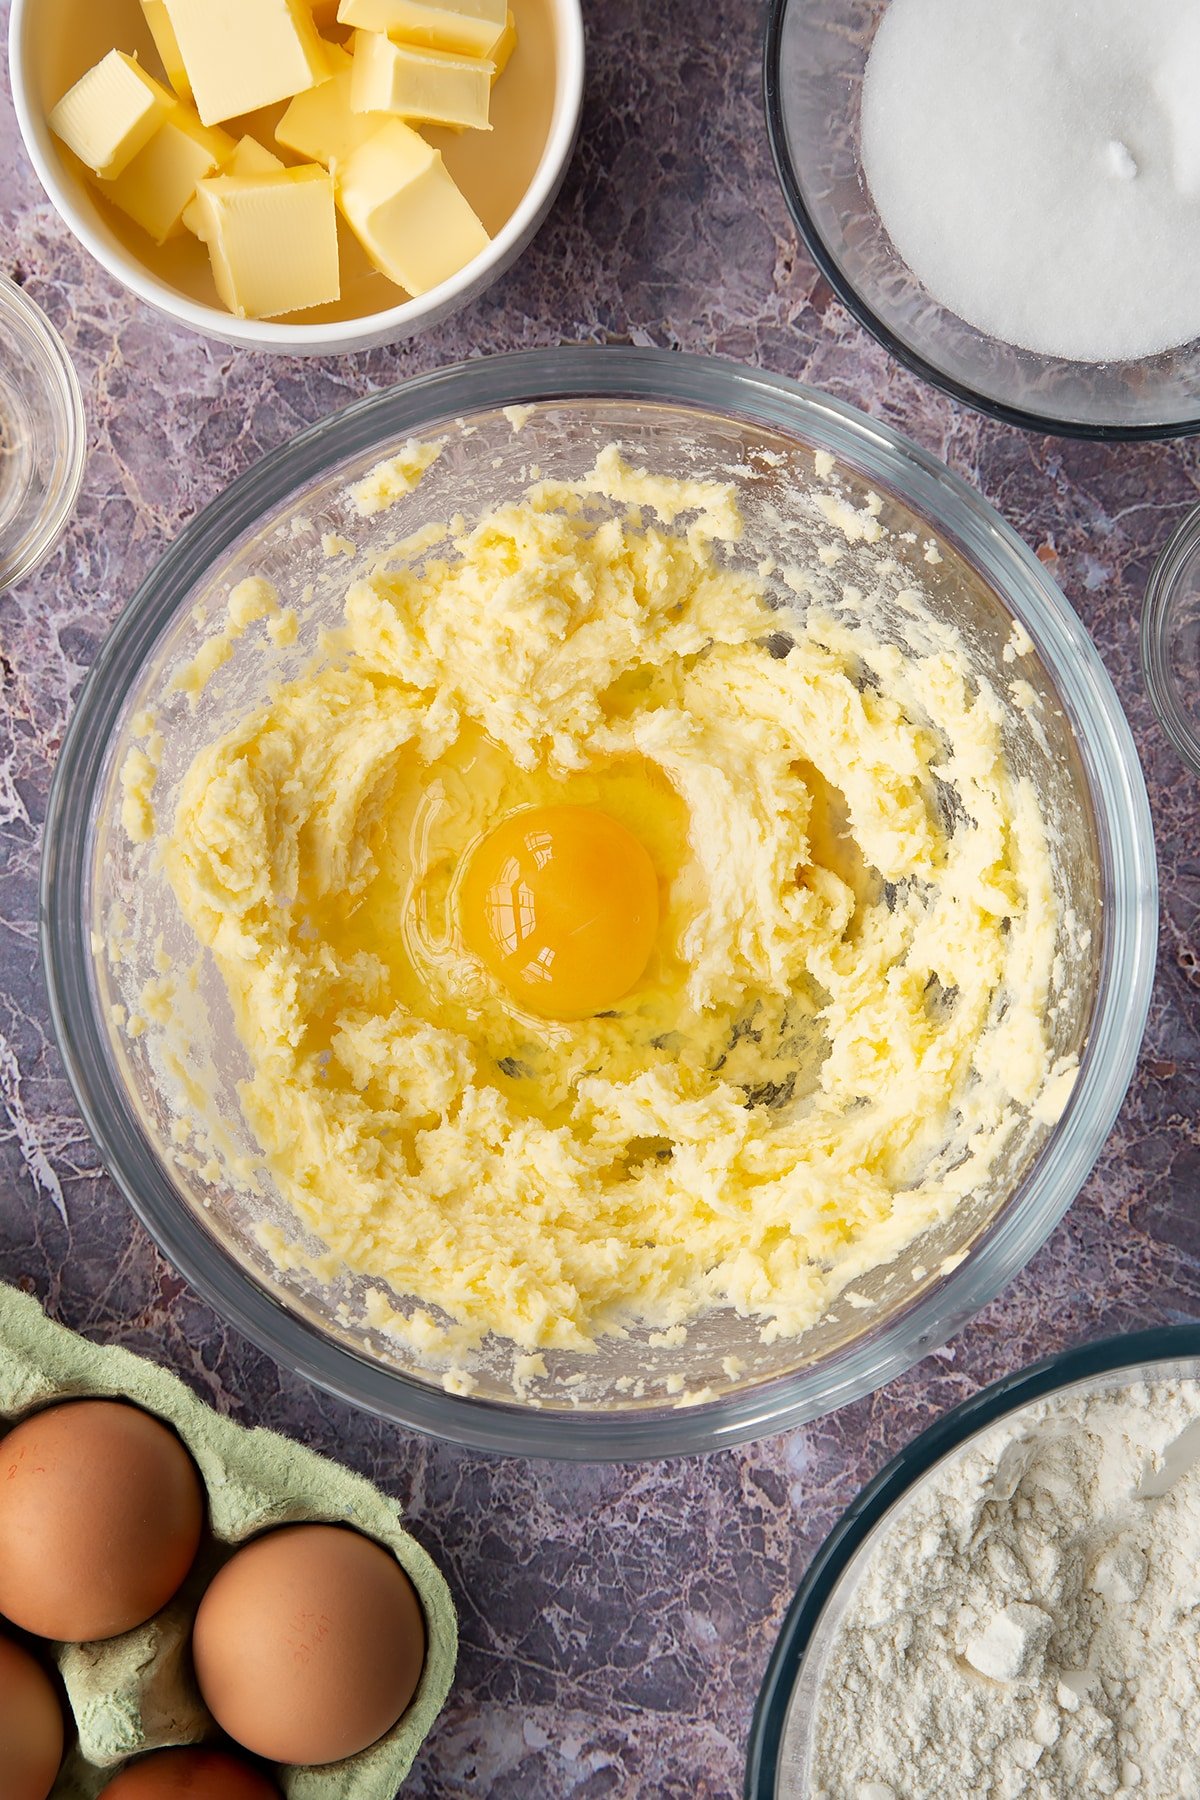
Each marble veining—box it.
[2,2,1199,1794]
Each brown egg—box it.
[97,1747,280,1799]
[0,1633,64,1800]
[0,1399,205,1640]
[192,1524,426,1765]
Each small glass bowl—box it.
[746,1325,1200,1797]
[1142,506,1200,778]
[0,278,85,591]
[763,0,1200,439]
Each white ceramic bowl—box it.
[9,0,584,355]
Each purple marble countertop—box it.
[2,3,1199,1794]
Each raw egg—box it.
[0,1633,64,1800]
[192,1524,426,1765]
[97,1748,279,1799]
[459,803,660,1019]
[0,1399,205,1641]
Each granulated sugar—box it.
[810,1378,1200,1799]
[860,0,1200,362]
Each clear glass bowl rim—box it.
[40,344,1158,1460]
[0,277,86,591]
[743,1322,1200,1797]
[1141,502,1200,777]
[760,0,1200,444]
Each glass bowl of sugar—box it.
[764,0,1200,439]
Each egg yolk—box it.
[459,805,661,1020]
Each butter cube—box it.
[337,118,488,294]
[102,103,236,243]
[192,167,341,317]
[336,0,507,58]
[351,32,492,129]
[161,0,331,127]
[490,9,516,81]
[183,134,283,236]
[226,135,287,178]
[277,43,389,169]
[308,37,356,75]
[141,0,192,100]
[49,50,174,179]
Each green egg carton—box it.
[0,1282,457,1799]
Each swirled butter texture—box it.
[159,449,1068,1359]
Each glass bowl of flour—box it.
[764,0,1200,438]
[747,1326,1200,1798]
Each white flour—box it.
[861,0,1200,361]
[810,1379,1200,1798]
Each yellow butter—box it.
[277,42,389,168]
[336,0,507,57]
[337,118,489,294]
[140,0,193,100]
[226,134,286,178]
[183,134,283,236]
[193,167,341,317]
[49,50,174,179]
[490,8,516,81]
[350,32,492,129]
[161,0,331,127]
[157,453,1066,1365]
[101,103,235,243]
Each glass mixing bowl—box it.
[41,347,1156,1459]
[745,1325,1200,1797]
[1142,503,1200,779]
[0,277,85,591]
[763,0,1200,439]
